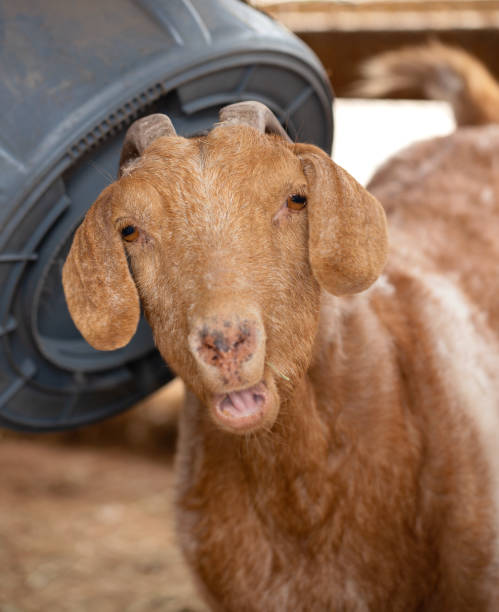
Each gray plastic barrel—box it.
[0,0,333,431]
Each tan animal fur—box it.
[356,40,499,127]
[63,46,499,610]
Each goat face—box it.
[63,111,387,434]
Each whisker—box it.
[88,160,114,185]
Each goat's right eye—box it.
[121,225,139,242]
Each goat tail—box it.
[353,41,499,127]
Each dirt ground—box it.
[0,380,208,612]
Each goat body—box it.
[63,47,499,611]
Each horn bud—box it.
[219,101,291,142]
[119,113,177,175]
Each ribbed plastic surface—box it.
[0,0,333,431]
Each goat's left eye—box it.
[121,225,139,242]
[286,194,307,211]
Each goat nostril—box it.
[196,321,257,368]
[201,330,249,352]
[234,335,246,348]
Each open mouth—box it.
[213,381,269,432]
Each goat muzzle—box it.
[188,312,266,391]
[186,309,280,433]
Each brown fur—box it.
[63,46,499,611]
[356,40,499,127]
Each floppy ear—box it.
[62,185,140,351]
[294,143,388,296]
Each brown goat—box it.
[63,46,499,610]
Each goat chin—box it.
[208,377,279,434]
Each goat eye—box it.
[286,194,307,211]
[121,225,139,242]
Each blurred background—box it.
[1,1,497,611]
[251,0,499,96]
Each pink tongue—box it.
[224,389,263,417]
